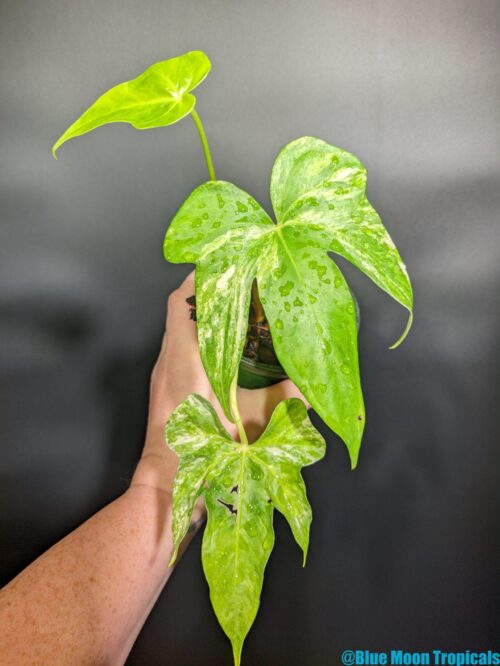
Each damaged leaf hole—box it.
[217,499,238,516]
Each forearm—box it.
[0,479,194,666]
[0,273,297,665]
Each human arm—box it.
[0,272,302,666]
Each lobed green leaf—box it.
[163,137,413,467]
[164,181,274,418]
[271,137,413,330]
[52,50,211,157]
[166,394,325,665]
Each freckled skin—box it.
[0,271,304,666]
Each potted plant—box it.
[53,50,413,666]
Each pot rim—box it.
[239,355,287,379]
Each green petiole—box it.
[229,373,248,446]
[191,109,216,181]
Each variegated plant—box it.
[164,136,412,469]
[53,50,413,666]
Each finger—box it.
[172,269,195,301]
[258,379,311,410]
[152,270,202,387]
[163,270,197,347]
[165,270,195,325]
[273,379,308,403]
[149,269,207,425]
[236,379,310,443]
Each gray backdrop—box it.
[1,1,498,664]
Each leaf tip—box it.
[389,309,413,350]
[348,442,360,470]
[168,547,179,568]
[52,133,68,159]
[345,415,364,470]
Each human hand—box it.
[131,271,305,496]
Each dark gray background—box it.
[1,1,498,664]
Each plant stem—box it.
[251,280,266,324]
[229,374,248,446]
[191,109,216,181]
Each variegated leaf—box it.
[164,181,274,418]
[271,136,413,344]
[163,137,413,467]
[257,228,364,466]
[52,51,211,157]
[166,394,325,666]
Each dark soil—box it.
[186,284,281,367]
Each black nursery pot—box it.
[237,290,361,390]
[237,356,288,389]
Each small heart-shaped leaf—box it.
[52,50,211,157]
